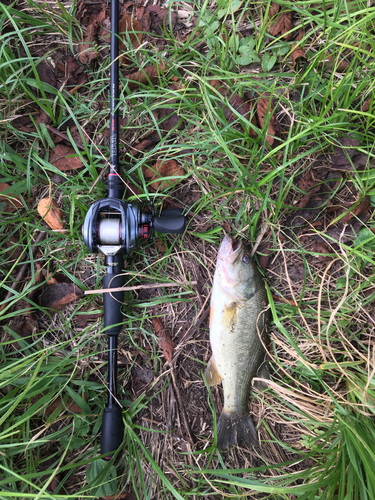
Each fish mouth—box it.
[218,234,243,261]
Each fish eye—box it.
[243,255,249,264]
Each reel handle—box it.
[154,208,186,235]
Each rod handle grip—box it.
[103,271,125,336]
[101,406,124,459]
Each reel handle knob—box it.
[153,208,186,235]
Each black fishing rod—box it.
[82,0,185,459]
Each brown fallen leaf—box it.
[257,245,272,271]
[286,169,341,227]
[11,316,39,343]
[321,41,371,74]
[38,458,61,493]
[341,197,370,224]
[291,29,306,67]
[127,63,165,91]
[12,115,34,133]
[322,53,349,73]
[145,5,177,33]
[362,96,373,112]
[135,6,151,32]
[331,137,362,171]
[35,109,51,127]
[142,159,184,190]
[131,104,182,153]
[75,311,103,327]
[154,238,166,253]
[267,2,280,22]
[268,3,293,41]
[221,221,231,233]
[119,14,143,64]
[36,60,57,88]
[295,169,322,209]
[49,144,83,171]
[69,124,90,149]
[256,97,278,146]
[0,183,23,211]
[44,271,72,285]
[152,317,174,362]
[44,395,84,415]
[211,82,257,138]
[39,282,83,312]
[37,197,64,232]
[79,8,106,64]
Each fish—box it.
[204,234,268,450]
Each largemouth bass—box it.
[204,234,268,450]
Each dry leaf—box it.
[49,145,83,171]
[341,198,370,224]
[145,5,177,33]
[131,102,183,153]
[35,109,51,127]
[152,317,174,362]
[210,81,257,137]
[256,97,277,146]
[135,6,151,32]
[79,8,106,64]
[39,282,83,311]
[37,197,64,232]
[362,96,373,112]
[44,395,83,415]
[36,60,57,88]
[142,159,184,190]
[267,2,280,22]
[119,14,143,64]
[268,4,293,41]
[0,183,23,211]
[291,29,306,67]
[154,238,166,253]
[127,63,165,90]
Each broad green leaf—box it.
[86,459,117,497]
[262,52,277,72]
[237,45,260,65]
[216,0,243,19]
[59,435,86,451]
[239,36,256,49]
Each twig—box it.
[46,125,85,150]
[84,280,197,295]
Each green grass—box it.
[1,0,375,498]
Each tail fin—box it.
[216,411,258,450]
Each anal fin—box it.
[204,357,222,386]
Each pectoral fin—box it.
[204,357,222,386]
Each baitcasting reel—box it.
[82,197,185,257]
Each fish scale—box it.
[205,234,268,450]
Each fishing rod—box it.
[82,0,185,459]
